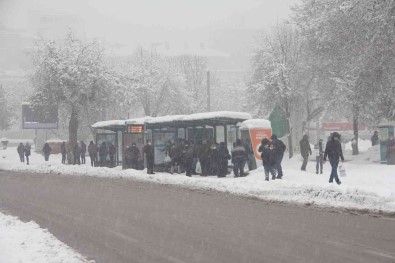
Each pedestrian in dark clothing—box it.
[183,141,194,177]
[270,134,286,179]
[243,139,254,170]
[217,142,231,177]
[171,139,184,174]
[143,139,155,174]
[208,142,220,175]
[129,143,140,169]
[108,143,116,167]
[386,133,395,165]
[99,142,108,167]
[371,131,379,146]
[231,139,247,177]
[198,140,210,176]
[87,141,97,167]
[300,134,312,171]
[73,143,81,165]
[324,132,344,185]
[42,143,52,161]
[258,138,276,181]
[24,142,31,165]
[314,139,324,174]
[61,142,67,164]
[17,143,25,162]
[80,141,86,164]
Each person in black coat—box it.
[217,142,231,177]
[258,138,276,181]
[73,143,81,165]
[270,134,286,179]
[182,141,194,177]
[324,132,344,185]
[300,134,312,171]
[61,141,67,164]
[80,141,87,164]
[143,139,155,174]
[371,131,379,146]
[17,143,25,162]
[42,142,52,161]
[24,142,31,165]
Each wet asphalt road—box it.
[0,171,394,263]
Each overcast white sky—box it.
[1,0,295,29]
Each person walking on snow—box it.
[323,132,344,185]
[300,134,312,171]
[270,134,286,179]
[17,142,25,162]
[258,138,276,181]
[24,142,31,165]
[314,139,324,174]
[80,141,86,164]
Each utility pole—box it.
[207,70,210,112]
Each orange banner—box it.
[249,129,272,160]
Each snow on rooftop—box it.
[125,116,154,125]
[240,119,271,130]
[91,120,126,128]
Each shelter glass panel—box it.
[216,126,225,144]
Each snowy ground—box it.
[0,212,91,263]
[0,142,394,262]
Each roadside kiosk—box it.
[378,121,395,164]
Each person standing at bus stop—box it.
[24,142,31,165]
[143,139,155,174]
[270,134,286,179]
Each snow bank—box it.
[0,146,394,214]
[0,212,90,263]
[240,119,271,130]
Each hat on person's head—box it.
[332,132,341,139]
[271,134,277,140]
[261,138,270,145]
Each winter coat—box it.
[129,145,140,159]
[73,145,81,157]
[299,136,312,157]
[24,143,31,156]
[258,143,275,166]
[143,144,154,159]
[109,144,116,156]
[231,145,246,163]
[42,143,52,155]
[88,143,97,155]
[61,143,67,155]
[271,139,286,157]
[314,141,324,157]
[183,145,194,162]
[197,143,210,160]
[371,134,379,146]
[324,140,344,162]
[99,144,108,158]
[218,144,231,162]
[17,144,25,155]
[80,142,87,154]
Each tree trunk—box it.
[69,106,78,147]
[352,104,359,155]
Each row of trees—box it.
[247,0,395,156]
[29,33,210,144]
